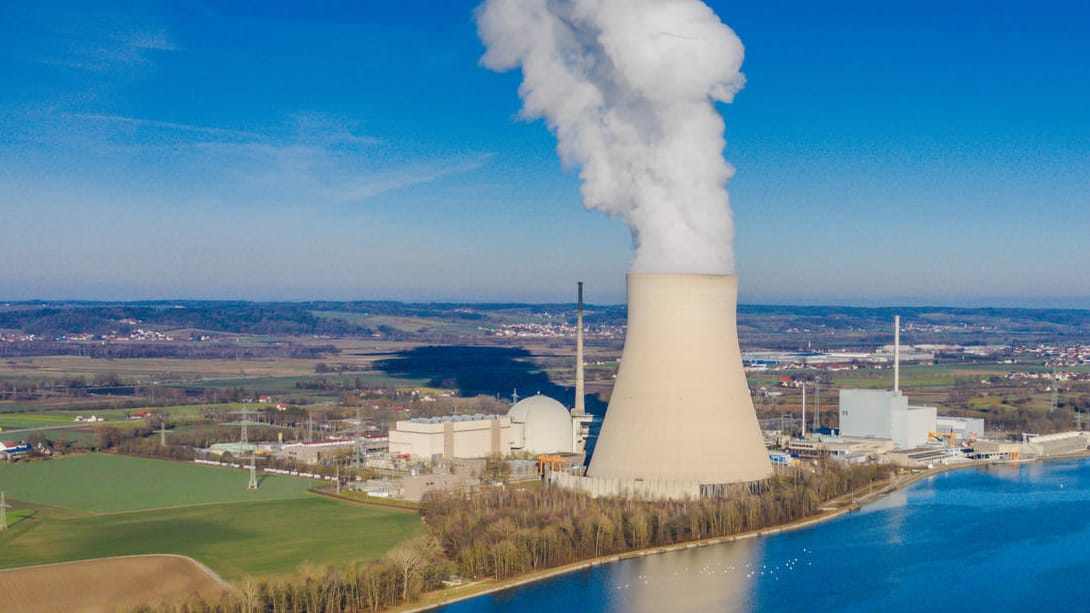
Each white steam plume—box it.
[477,0,745,274]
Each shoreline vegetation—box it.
[403,452,1090,612]
[399,465,926,612]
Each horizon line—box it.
[3,296,1090,313]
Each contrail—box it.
[477,0,746,274]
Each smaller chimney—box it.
[894,315,901,393]
[573,281,586,416]
[801,382,807,438]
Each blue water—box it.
[438,459,1090,612]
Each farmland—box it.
[0,454,422,580]
[0,555,230,613]
[0,455,312,512]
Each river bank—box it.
[403,452,1090,612]
[396,462,939,612]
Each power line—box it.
[1,491,11,530]
[248,453,259,490]
[352,407,365,472]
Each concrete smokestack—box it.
[573,281,586,417]
[587,274,772,487]
[894,315,901,393]
[801,383,807,438]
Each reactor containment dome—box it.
[508,393,578,454]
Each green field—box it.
[0,413,79,430]
[0,403,225,433]
[185,373,427,392]
[0,455,313,512]
[0,454,421,579]
[751,363,1083,393]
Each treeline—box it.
[947,406,1082,435]
[22,420,285,456]
[0,340,338,359]
[136,536,450,613]
[0,304,371,338]
[943,378,1090,435]
[422,461,893,580]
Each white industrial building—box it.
[389,414,510,461]
[838,389,936,449]
[835,316,943,451]
[935,416,985,440]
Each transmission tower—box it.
[157,415,173,447]
[241,406,252,444]
[248,453,258,489]
[0,491,10,530]
[225,405,262,451]
[352,407,365,471]
[1051,365,1059,412]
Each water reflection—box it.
[862,488,909,545]
[605,538,761,613]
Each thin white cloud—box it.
[3,108,489,207]
[323,156,492,202]
[65,113,264,140]
[8,9,176,73]
[193,139,490,203]
[287,112,384,147]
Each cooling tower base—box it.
[549,471,767,500]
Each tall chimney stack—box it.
[894,315,901,393]
[573,281,586,416]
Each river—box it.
[438,459,1090,612]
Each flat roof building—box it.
[838,389,936,450]
[389,414,510,461]
[935,416,985,441]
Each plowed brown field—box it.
[0,554,232,613]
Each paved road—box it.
[1,423,98,435]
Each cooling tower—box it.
[586,273,772,488]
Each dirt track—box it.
[0,554,232,613]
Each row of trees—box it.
[0,303,373,338]
[422,461,893,580]
[0,339,340,360]
[137,536,450,613]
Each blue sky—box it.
[1,0,1088,306]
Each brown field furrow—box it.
[0,554,232,613]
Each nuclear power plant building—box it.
[552,274,773,500]
[507,394,587,455]
[838,390,936,449]
[387,396,591,462]
[389,415,511,461]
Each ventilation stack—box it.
[585,273,772,495]
[573,281,586,417]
